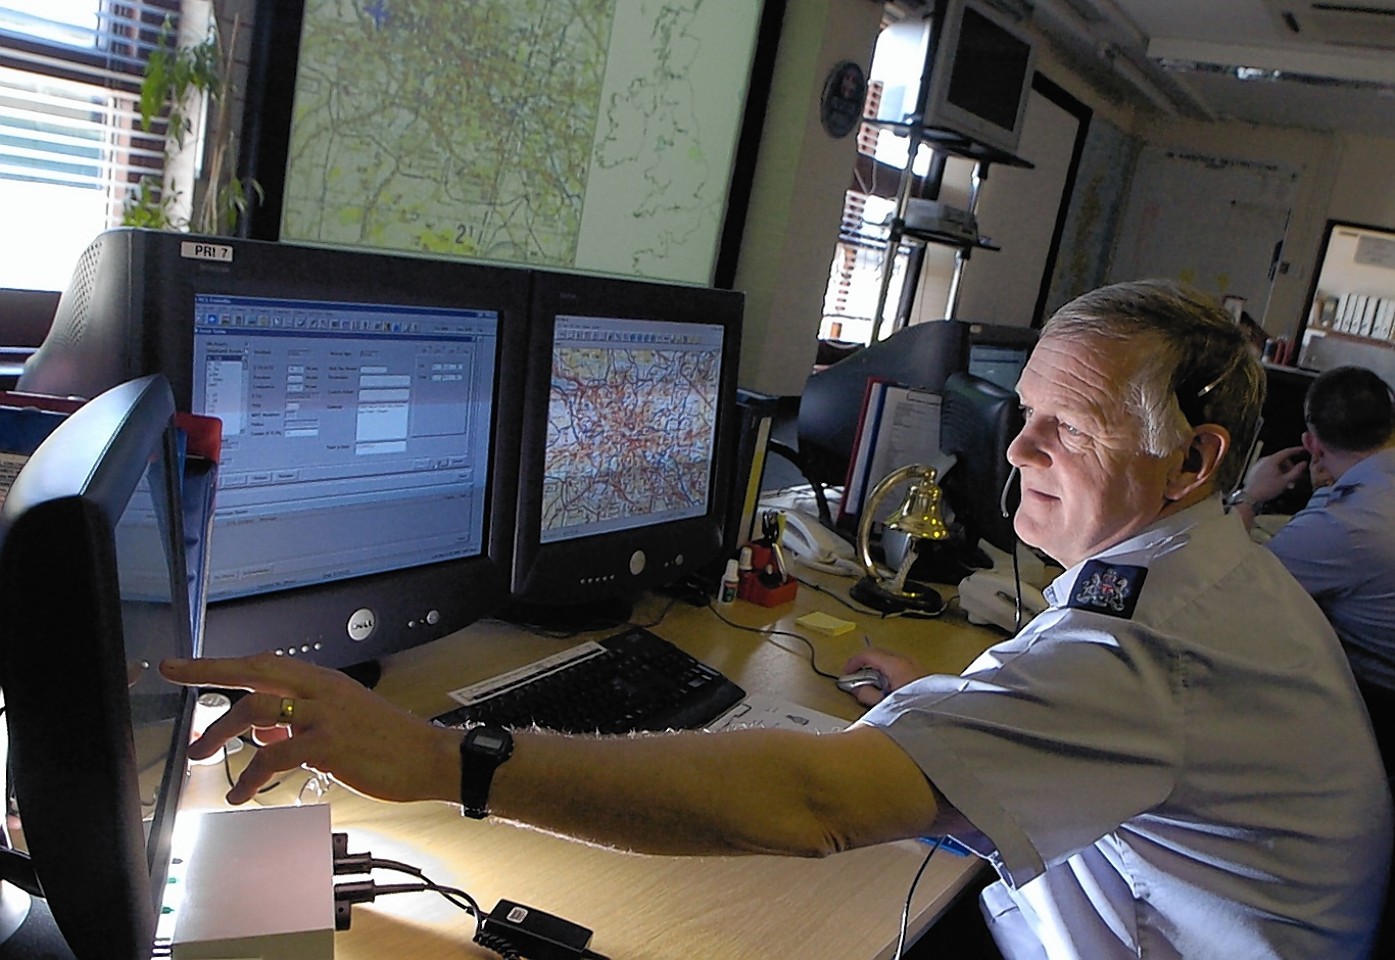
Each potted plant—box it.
[121,11,260,234]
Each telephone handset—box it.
[779,510,860,575]
[958,569,1047,634]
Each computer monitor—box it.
[796,319,1035,492]
[19,228,528,675]
[0,375,194,960]
[1256,363,1320,514]
[869,0,1036,157]
[508,271,743,623]
[938,370,1024,565]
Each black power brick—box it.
[475,899,609,960]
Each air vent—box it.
[1264,0,1395,50]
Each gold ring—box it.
[277,697,296,725]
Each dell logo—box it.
[346,608,377,642]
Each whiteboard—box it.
[1109,147,1299,317]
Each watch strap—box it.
[459,724,513,819]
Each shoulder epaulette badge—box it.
[1068,559,1148,620]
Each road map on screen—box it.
[541,317,722,541]
[280,0,762,284]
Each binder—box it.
[838,379,946,529]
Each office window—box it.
[0,0,179,291]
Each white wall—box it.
[1115,118,1343,342]
[1329,134,1395,228]
[731,0,883,396]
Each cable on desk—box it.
[792,573,886,617]
[894,836,944,960]
[792,572,946,621]
[704,602,842,680]
[217,736,284,795]
[331,834,609,960]
[627,589,685,631]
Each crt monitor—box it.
[869,0,1036,157]
[19,228,528,673]
[509,270,744,619]
[0,375,194,960]
[938,370,1024,566]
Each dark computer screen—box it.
[509,271,743,619]
[796,319,1035,491]
[0,375,194,960]
[942,4,1035,138]
[20,228,528,672]
[938,370,1024,561]
[966,341,1031,393]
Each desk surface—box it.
[182,573,1004,960]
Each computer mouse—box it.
[836,667,887,694]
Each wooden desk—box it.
[182,574,1004,960]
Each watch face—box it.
[473,729,508,752]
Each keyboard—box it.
[431,625,746,734]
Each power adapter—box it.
[475,899,608,960]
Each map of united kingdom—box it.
[542,346,718,536]
[280,0,761,284]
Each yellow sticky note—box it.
[795,612,856,636]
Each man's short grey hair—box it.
[1042,279,1265,493]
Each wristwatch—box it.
[1225,488,1258,511]
[459,724,513,819]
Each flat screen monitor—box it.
[966,341,1031,393]
[19,228,528,673]
[938,370,1024,561]
[0,374,194,960]
[1256,363,1319,514]
[509,271,743,620]
[797,319,1035,491]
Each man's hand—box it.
[840,649,927,707]
[160,654,460,806]
[1243,445,1308,505]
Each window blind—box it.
[0,0,180,288]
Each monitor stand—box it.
[0,884,76,960]
[497,596,635,634]
[338,659,383,689]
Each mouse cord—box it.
[895,836,944,960]
[705,602,842,680]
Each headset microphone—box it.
[1000,466,1020,519]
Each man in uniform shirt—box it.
[1236,364,1395,771]
[161,280,1392,959]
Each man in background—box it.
[1237,364,1395,768]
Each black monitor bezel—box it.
[0,374,194,960]
[939,370,1024,558]
[510,272,744,612]
[21,228,530,670]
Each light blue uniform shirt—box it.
[860,499,1392,959]
[1264,446,1395,691]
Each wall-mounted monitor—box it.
[19,229,528,676]
[869,0,1036,158]
[0,375,194,959]
[509,271,743,623]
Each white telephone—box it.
[958,569,1047,634]
[778,510,860,576]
